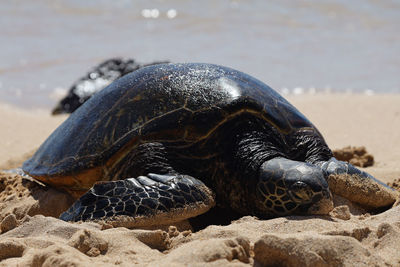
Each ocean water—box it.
[1,0,399,109]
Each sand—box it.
[0,94,400,266]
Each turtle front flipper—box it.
[318,157,398,209]
[59,173,215,227]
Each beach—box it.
[0,93,399,266]
[1,0,399,265]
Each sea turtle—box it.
[52,58,169,115]
[22,63,396,227]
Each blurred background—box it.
[1,0,399,109]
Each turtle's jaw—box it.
[307,195,334,215]
[304,190,334,215]
[288,182,333,215]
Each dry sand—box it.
[0,94,400,266]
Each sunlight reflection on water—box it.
[0,0,399,109]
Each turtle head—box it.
[255,157,333,217]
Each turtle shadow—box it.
[188,207,340,232]
[284,214,336,222]
[189,207,243,232]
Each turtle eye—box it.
[289,181,314,202]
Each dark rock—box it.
[52,58,169,115]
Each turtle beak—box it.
[307,197,333,215]
[288,181,333,215]
[306,190,333,215]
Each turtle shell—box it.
[23,63,314,189]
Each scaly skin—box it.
[60,173,215,224]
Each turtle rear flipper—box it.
[319,157,399,209]
[59,174,215,228]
